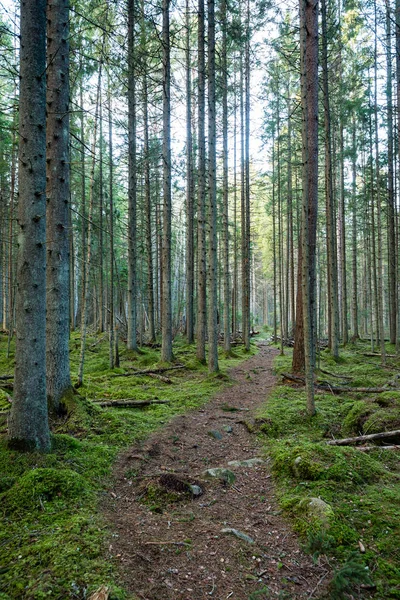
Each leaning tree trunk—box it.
[8,0,51,450]
[46,0,72,413]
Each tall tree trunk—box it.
[221,0,230,354]
[141,8,156,343]
[161,0,172,362]
[127,0,138,351]
[185,0,194,344]
[351,119,359,341]
[207,0,219,372]
[108,78,115,368]
[46,0,72,413]
[196,0,207,362]
[8,0,51,450]
[77,62,102,386]
[321,0,339,358]
[298,0,318,415]
[386,0,397,345]
[374,3,386,363]
[242,0,251,351]
[98,89,104,333]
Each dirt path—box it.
[104,343,329,599]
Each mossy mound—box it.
[271,441,386,484]
[1,467,90,515]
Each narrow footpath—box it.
[104,343,329,599]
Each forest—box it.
[0,0,400,598]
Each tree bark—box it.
[207,0,219,372]
[161,0,172,362]
[8,0,51,450]
[127,0,138,351]
[196,0,207,363]
[46,0,72,413]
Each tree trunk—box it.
[196,0,207,363]
[185,0,194,344]
[321,0,339,358]
[46,0,72,413]
[221,0,230,354]
[161,0,172,362]
[207,0,219,372]
[127,0,138,351]
[8,0,51,450]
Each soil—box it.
[103,343,329,599]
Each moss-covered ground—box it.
[257,342,400,599]
[0,332,256,600]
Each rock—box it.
[208,430,223,440]
[304,497,334,526]
[189,484,203,497]
[293,455,303,478]
[228,458,264,468]
[221,528,254,544]
[203,468,236,485]
[222,425,233,433]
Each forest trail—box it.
[104,343,329,599]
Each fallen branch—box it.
[281,373,392,394]
[111,365,185,378]
[147,373,172,384]
[0,375,13,381]
[327,430,400,446]
[95,399,170,408]
[356,445,400,452]
[363,352,397,358]
[318,368,353,380]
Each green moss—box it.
[1,468,90,515]
[0,332,254,599]
[259,344,400,599]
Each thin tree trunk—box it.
[185,0,194,344]
[77,61,102,386]
[108,78,115,368]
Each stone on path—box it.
[208,430,223,440]
[228,457,264,468]
[203,468,236,485]
[221,528,254,544]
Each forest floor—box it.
[103,343,329,600]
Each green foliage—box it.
[329,554,372,600]
[258,344,400,599]
[0,332,253,599]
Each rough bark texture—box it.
[46,0,72,413]
[299,0,318,415]
[185,0,194,345]
[221,0,230,354]
[161,0,172,362]
[207,0,219,373]
[196,0,207,363]
[8,0,51,450]
[127,0,138,351]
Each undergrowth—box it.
[0,332,256,599]
[258,342,400,599]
